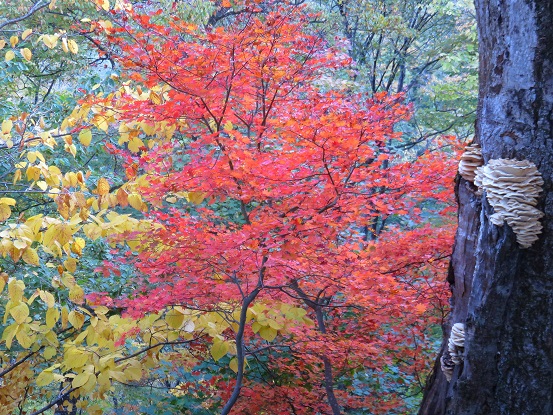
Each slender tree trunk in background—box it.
[419,0,553,414]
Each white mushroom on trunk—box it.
[458,143,483,183]
[474,159,544,248]
[448,323,465,365]
[441,323,466,382]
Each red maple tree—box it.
[88,3,457,413]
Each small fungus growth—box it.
[458,143,483,183]
[441,323,465,382]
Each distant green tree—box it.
[312,0,477,144]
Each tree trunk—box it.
[419,0,553,414]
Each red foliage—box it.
[91,3,459,413]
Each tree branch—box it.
[0,0,48,32]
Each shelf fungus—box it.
[458,143,483,183]
[474,158,544,248]
[441,323,465,382]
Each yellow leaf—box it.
[229,357,238,373]
[93,115,109,132]
[13,168,22,185]
[20,48,32,61]
[39,290,56,308]
[0,277,5,293]
[81,372,97,393]
[45,223,75,249]
[99,0,110,11]
[22,29,33,40]
[83,223,102,240]
[64,257,78,273]
[45,330,59,347]
[0,204,11,221]
[2,324,17,349]
[42,34,57,49]
[97,177,110,195]
[149,91,162,105]
[268,319,283,330]
[165,309,184,329]
[186,191,206,205]
[68,310,85,329]
[72,372,91,388]
[69,284,85,304]
[14,239,27,250]
[27,290,40,307]
[67,39,78,54]
[167,330,179,342]
[0,40,5,49]
[224,121,234,131]
[71,237,86,256]
[210,340,229,362]
[46,307,60,328]
[64,348,89,369]
[61,37,69,53]
[97,370,110,387]
[127,137,144,153]
[10,35,18,47]
[36,370,55,386]
[4,50,14,62]
[124,362,142,381]
[43,346,56,359]
[22,247,40,266]
[62,272,76,289]
[16,328,34,348]
[10,303,30,324]
[128,193,143,210]
[65,143,77,157]
[61,306,69,329]
[37,180,48,191]
[258,326,277,342]
[1,119,12,134]
[140,122,155,136]
[92,305,109,316]
[78,128,92,146]
[73,327,87,344]
[109,369,126,383]
[8,279,25,302]
[0,197,16,206]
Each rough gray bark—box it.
[419,0,553,414]
[419,178,481,414]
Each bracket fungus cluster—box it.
[474,158,544,248]
[441,323,465,382]
[458,143,483,183]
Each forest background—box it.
[0,0,477,414]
